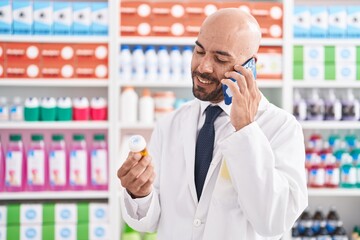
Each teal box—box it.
[347,6,360,38]
[12,0,32,35]
[72,2,91,35]
[91,2,108,35]
[0,0,12,34]
[294,6,311,38]
[310,6,328,38]
[328,6,347,38]
[33,1,52,35]
[53,1,72,35]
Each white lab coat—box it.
[120,96,308,240]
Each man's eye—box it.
[215,57,227,63]
[196,51,205,55]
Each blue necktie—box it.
[195,105,223,200]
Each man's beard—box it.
[192,71,224,103]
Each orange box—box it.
[219,2,252,14]
[0,43,4,61]
[120,1,152,36]
[42,62,75,78]
[5,43,40,62]
[256,46,282,79]
[258,21,283,39]
[74,44,108,64]
[251,2,283,39]
[40,43,75,63]
[0,62,4,78]
[6,62,40,78]
[75,63,108,79]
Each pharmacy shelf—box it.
[0,79,109,87]
[1,36,109,43]
[292,81,360,88]
[293,38,360,46]
[0,121,109,129]
[300,121,360,130]
[120,122,154,129]
[120,37,283,46]
[0,191,109,201]
[119,80,283,88]
[308,188,360,197]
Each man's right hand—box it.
[117,152,155,198]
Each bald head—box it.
[199,8,262,61]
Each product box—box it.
[55,224,76,240]
[74,44,108,63]
[91,2,108,35]
[251,2,283,38]
[41,62,74,78]
[325,63,336,80]
[293,45,303,63]
[89,203,108,223]
[293,6,311,38]
[55,204,77,224]
[20,204,42,225]
[53,1,72,35]
[336,45,356,63]
[7,203,20,225]
[304,45,324,63]
[40,44,75,62]
[0,43,4,78]
[12,0,32,35]
[256,47,282,79]
[21,225,41,240]
[72,2,91,35]
[89,223,108,240]
[6,43,40,62]
[75,63,108,79]
[0,226,5,240]
[293,63,304,80]
[33,1,52,35]
[77,202,89,224]
[0,206,6,226]
[6,62,40,78]
[304,62,324,80]
[328,6,347,38]
[347,6,360,38]
[310,6,328,38]
[0,0,12,34]
[324,46,336,64]
[336,63,356,81]
[120,1,152,36]
[220,1,251,14]
[0,63,3,78]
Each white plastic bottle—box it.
[293,89,307,121]
[341,89,360,121]
[119,45,132,82]
[139,88,154,124]
[157,46,170,81]
[324,89,342,121]
[132,45,145,81]
[306,89,325,121]
[10,97,23,121]
[120,86,138,124]
[128,135,148,156]
[0,97,9,121]
[145,45,158,82]
[170,46,182,82]
[182,46,193,80]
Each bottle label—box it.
[341,166,356,184]
[0,106,9,121]
[325,168,340,186]
[91,149,107,185]
[10,106,23,121]
[342,104,355,118]
[27,150,45,186]
[70,150,87,186]
[308,103,323,119]
[5,151,22,187]
[49,150,66,186]
[309,168,325,187]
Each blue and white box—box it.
[336,63,356,81]
[91,2,108,35]
[21,225,41,240]
[12,0,32,35]
[33,1,52,35]
[90,223,109,240]
[0,227,6,240]
[328,6,347,38]
[20,204,43,225]
[310,6,328,38]
[0,206,6,226]
[53,1,72,35]
[55,224,76,240]
[89,203,108,223]
[0,0,12,34]
[294,6,311,38]
[72,2,91,35]
[347,6,360,38]
[304,62,324,81]
[304,45,324,63]
[55,204,77,224]
[336,45,356,63]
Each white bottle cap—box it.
[27,64,40,78]
[128,135,146,152]
[0,96,7,104]
[95,46,108,60]
[270,25,282,38]
[90,97,107,108]
[137,4,151,17]
[171,23,185,36]
[26,46,39,59]
[73,97,89,108]
[270,6,282,20]
[171,5,185,18]
[138,22,151,36]
[41,97,57,108]
[61,65,74,78]
[61,46,74,60]
[57,97,72,108]
[25,97,39,107]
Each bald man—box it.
[118,8,308,240]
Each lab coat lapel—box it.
[182,100,201,204]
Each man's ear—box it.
[253,54,258,63]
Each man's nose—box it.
[197,55,213,74]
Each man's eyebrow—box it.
[195,40,204,49]
[195,40,233,58]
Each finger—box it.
[221,78,242,99]
[118,152,142,178]
[126,155,152,181]
[234,65,255,91]
[224,71,247,93]
[131,163,154,188]
[138,172,156,193]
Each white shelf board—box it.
[292,81,360,88]
[308,188,360,197]
[119,80,282,88]
[120,122,154,129]
[0,121,109,129]
[120,37,282,46]
[293,38,360,45]
[0,79,109,87]
[0,191,109,200]
[1,36,109,43]
[300,121,360,130]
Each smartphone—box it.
[222,57,257,105]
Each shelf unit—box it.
[0,121,109,130]
[1,36,109,44]
[0,191,109,201]
[308,189,360,197]
[0,79,109,87]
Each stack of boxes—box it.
[0,202,109,240]
[0,1,108,36]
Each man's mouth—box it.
[197,76,212,84]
